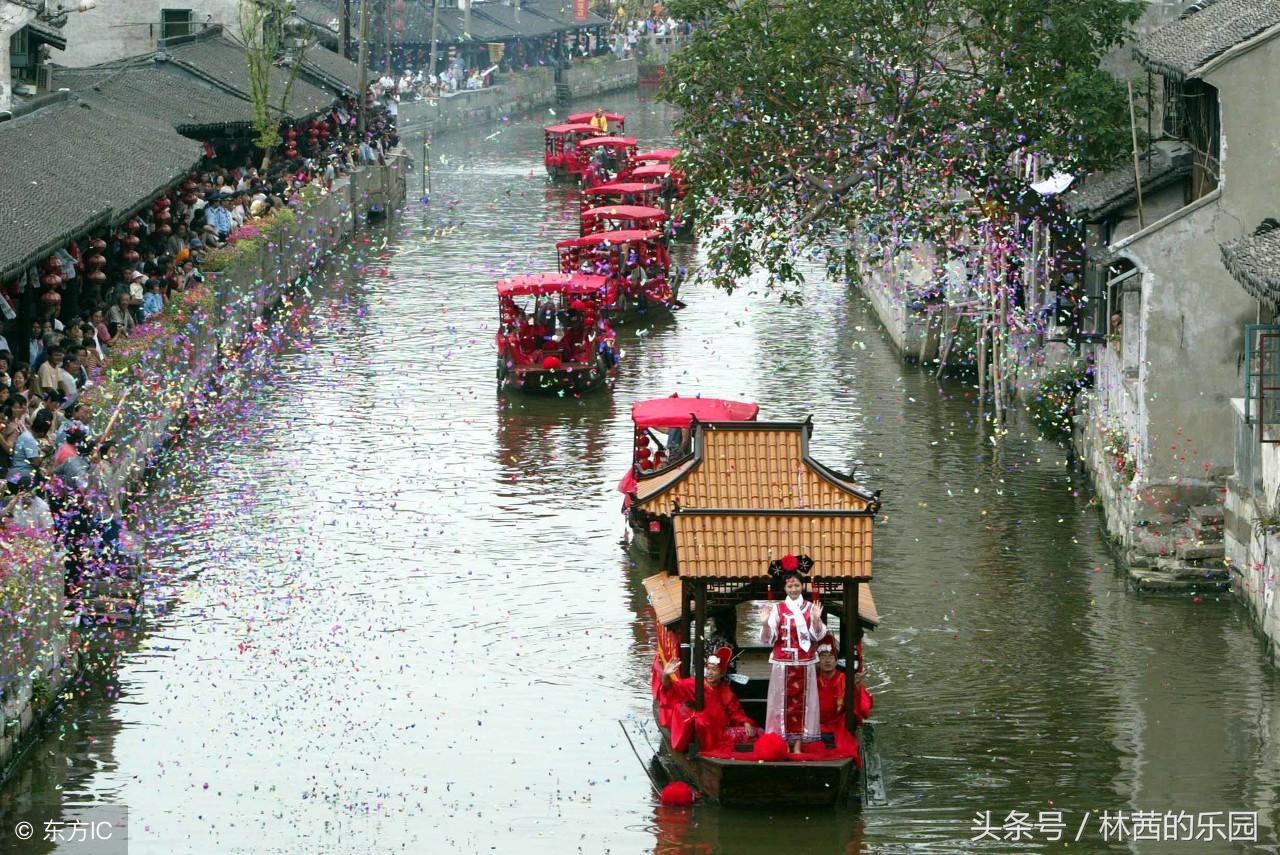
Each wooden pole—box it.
[340,0,351,60]
[427,0,440,82]
[693,580,706,713]
[1127,79,1145,230]
[356,0,371,137]
[843,581,857,733]
[679,579,692,677]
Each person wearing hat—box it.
[758,554,829,752]
[659,646,757,753]
[815,635,872,757]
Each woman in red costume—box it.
[758,554,827,752]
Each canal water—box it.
[3,88,1279,854]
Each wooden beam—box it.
[680,578,692,677]
[843,580,858,733]
[694,580,707,713]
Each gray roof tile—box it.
[299,45,366,95]
[1222,222,1280,309]
[1134,0,1280,79]
[0,97,202,283]
[166,32,337,118]
[1062,145,1192,221]
[52,62,257,132]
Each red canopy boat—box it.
[495,273,619,394]
[580,181,662,216]
[629,147,680,166]
[620,162,688,199]
[544,123,602,178]
[576,136,641,188]
[567,111,626,132]
[580,204,667,236]
[618,395,761,540]
[555,229,677,315]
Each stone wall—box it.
[54,0,242,68]
[559,57,638,101]
[0,153,406,780]
[398,68,556,133]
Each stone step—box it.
[1190,504,1225,527]
[1133,530,1175,557]
[1130,567,1231,594]
[1176,520,1224,543]
[1176,541,1226,561]
[1154,557,1230,580]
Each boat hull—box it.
[499,360,614,395]
[655,728,858,807]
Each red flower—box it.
[781,554,798,572]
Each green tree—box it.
[660,0,1142,302]
[239,0,311,170]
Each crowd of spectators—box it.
[0,95,400,599]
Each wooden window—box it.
[161,9,193,40]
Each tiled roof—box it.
[299,45,366,95]
[166,32,337,117]
[1134,0,1280,79]
[635,422,877,513]
[525,0,608,29]
[1222,222,1280,310]
[673,510,873,580]
[52,63,256,133]
[1061,145,1192,221]
[0,97,202,283]
[295,0,340,33]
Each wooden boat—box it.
[636,419,883,807]
[566,110,626,133]
[580,204,667,237]
[580,182,662,217]
[555,229,679,316]
[619,162,687,199]
[494,273,619,394]
[576,135,640,187]
[618,395,759,558]
[543,123,602,179]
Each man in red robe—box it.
[815,636,872,764]
[659,647,758,752]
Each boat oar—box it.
[617,719,662,796]
[98,387,133,445]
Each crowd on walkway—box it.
[0,96,399,599]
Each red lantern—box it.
[155,209,171,223]
[394,0,405,11]
[181,180,196,192]
[395,16,404,32]
[121,250,140,264]
[122,234,140,249]
[86,254,106,269]
[41,273,61,289]
[89,238,107,252]
[41,289,61,306]
[155,223,172,236]
[287,128,299,140]
[87,270,107,285]
[125,218,141,233]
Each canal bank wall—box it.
[0,155,408,781]
[397,58,639,133]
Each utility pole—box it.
[427,0,440,81]
[357,0,370,136]
[381,0,391,73]
[340,0,350,60]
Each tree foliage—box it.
[239,0,308,169]
[660,0,1143,301]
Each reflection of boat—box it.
[619,395,759,561]
[638,419,883,807]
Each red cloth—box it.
[659,676,755,753]
[769,600,822,664]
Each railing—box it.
[1244,324,1280,440]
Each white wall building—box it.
[52,0,239,67]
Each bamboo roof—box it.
[673,510,873,580]
[634,421,877,514]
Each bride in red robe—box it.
[758,554,827,752]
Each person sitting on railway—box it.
[659,647,758,753]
